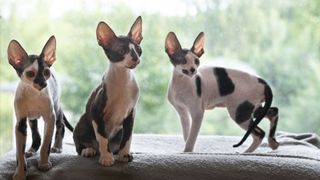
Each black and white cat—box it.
[8,36,73,180]
[73,16,142,166]
[165,32,279,152]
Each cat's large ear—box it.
[191,32,205,57]
[128,16,143,45]
[165,32,182,56]
[7,40,29,70]
[96,21,117,48]
[41,36,56,66]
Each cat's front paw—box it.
[38,161,52,171]
[99,154,114,167]
[117,154,133,162]
[81,147,97,157]
[25,148,37,158]
[183,146,194,152]
[51,147,62,153]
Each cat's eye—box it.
[43,69,51,77]
[118,48,126,55]
[25,71,35,78]
[136,45,142,56]
[195,58,200,65]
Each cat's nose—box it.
[39,82,47,89]
[190,68,196,74]
[34,82,47,91]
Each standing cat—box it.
[165,32,279,152]
[8,36,73,180]
[73,16,142,166]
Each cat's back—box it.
[199,65,259,86]
[198,65,263,108]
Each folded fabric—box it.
[0,132,319,180]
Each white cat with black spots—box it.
[165,32,279,153]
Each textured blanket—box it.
[0,132,319,180]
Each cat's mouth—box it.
[126,60,140,69]
[127,64,137,69]
[186,74,196,78]
[33,84,46,91]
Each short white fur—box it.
[165,32,279,153]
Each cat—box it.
[165,32,279,152]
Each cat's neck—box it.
[15,81,50,102]
[172,69,193,82]
[104,63,133,85]
[170,68,195,90]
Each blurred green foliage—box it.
[0,93,13,155]
[1,0,320,155]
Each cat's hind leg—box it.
[26,119,41,157]
[266,107,279,150]
[228,102,264,152]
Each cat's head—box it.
[165,32,204,77]
[96,16,143,69]
[8,36,56,91]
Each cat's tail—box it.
[63,113,74,132]
[233,80,273,148]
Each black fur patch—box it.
[182,69,188,75]
[130,50,138,62]
[169,49,188,66]
[134,44,142,56]
[76,144,86,155]
[103,37,140,63]
[73,84,105,155]
[47,141,52,155]
[22,144,26,154]
[55,112,64,130]
[195,58,200,66]
[213,67,235,96]
[18,118,27,136]
[30,120,41,151]
[34,59,47,88]
[63,114,74,132]
[269,116,278,138]
[119,109,134,150]
[15,69,24,77]
[267,107,278,117]
[258,78,267,85]
[91,84,108,138]
[253,106,263,118]
[195,75,202,97]
[54,111,65,142]
[111,129,123,145]
[111,129,123,155]
[104,48,125,62]
[268,107,279,138]
[235,101,255,124]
